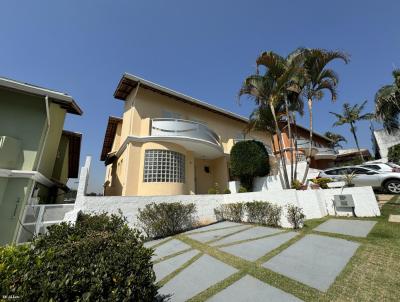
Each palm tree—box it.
[239,50,304,189]
[324,131,347,149]
[300,49,349,182]
[329,100,375,161]
[375,69,400,133]
[247,95,304,186]
[246,104,285,185]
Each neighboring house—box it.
[0,77,82,245]
[273,123,337,170]
[373,129,400,160]
[335,148,372,165]
[101,73,274,196]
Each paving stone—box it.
[313,219,377,237]
[389,214,400,223]
[153,250,200,282]
[186,225,250,243]
[207,275,303,302]
[158,254,238,301]
[144,237,168,248]
[219,232,297,261]
[152,239,191,261]
[263,234,360,292]
[185,221,244,234]
[211,226,284,246]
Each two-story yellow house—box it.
[101,73,274,196]
[0,77,82,245]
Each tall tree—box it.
[239,50,304,189]
[324,131,347,149]
[300,49,349,182]
[374,69,400,133]
[247,96,303,186]
[329,100,375,161]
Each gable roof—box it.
[100,116,123,161]
[0,76,83,115]
[114,73,248,123]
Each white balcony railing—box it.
[17,204,74,244]
[151,118,221,147]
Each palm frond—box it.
[316,79,337,100]
[256,51,286,77]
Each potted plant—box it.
[311,178,333,189]
[343,172,356,187]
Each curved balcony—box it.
[296,139,336,159]
[314,147,337,160]
[150,118,223,158]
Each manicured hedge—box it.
[0,213,158,301]
[214,201,282,227]
[137,202,197,238]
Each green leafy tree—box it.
[230,140,270,191]
[324,131,347,149]
[300,49,349,182]
[330,100,375,161]
[375,69,400,133]
[388,143,400,164]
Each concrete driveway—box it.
[145,219,376,301]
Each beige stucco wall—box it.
[114,88,272,152]
[104,86,273,196]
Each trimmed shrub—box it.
[267,204,283,227]
[230,140,270,191]
[0,213,158,301]
[214,203,244,222]
[215,201,282,227]
[137,202,197,238]
[286,204,305,229]
[223,188,231,194]
[311,178,332,189]
[245,201,272,224]
[291,179,303,190]
[238,186,247,193]
[388,143,400,164]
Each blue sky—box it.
[1,0,399,192]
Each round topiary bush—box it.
[0,213,158,301]
[230,140,270,191]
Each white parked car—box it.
[358,162,400,173]
[318,166,400,194]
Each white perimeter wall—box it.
[65,157,380,229]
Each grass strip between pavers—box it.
[156,199,400,301]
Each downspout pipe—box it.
[36,95,51,171]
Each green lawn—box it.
[158,195,400,301]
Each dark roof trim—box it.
[62,130,82,178]
[100,116,123,161]
[113,73,248,123]
[0,76,83,115]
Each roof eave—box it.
[114,73,249,123]
[0,77,83,115]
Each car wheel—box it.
[385,180,400,194]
